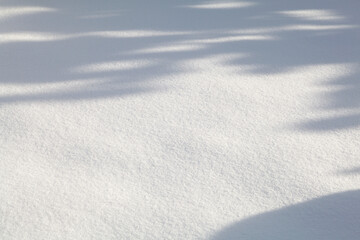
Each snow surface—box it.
[1,0,360,239]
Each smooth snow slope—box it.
[1,0,360,239]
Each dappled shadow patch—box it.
[0,0,359,131]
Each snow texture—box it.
[1,0,360,239]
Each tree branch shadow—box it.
[1,0,359,130]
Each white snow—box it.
[278,9,345,22]
[183,2,256,9]
[0,6,55,20]
[1,0,360,239]
[72,60,155,74]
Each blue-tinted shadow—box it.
[212,190,360,240]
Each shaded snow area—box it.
[1,0,360,239]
